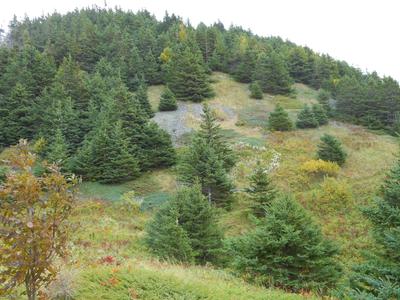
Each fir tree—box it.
[159,87,178,111]
[347,158,400,299]
[312,104,329,126]
[317,134,347,166]
[179,105,235,205]
[253,51,293,95]
[228,195,342,292]
[317,89,331,115]
[138,122,177,170]
[249,81,263,99]
[145,185,223,264]
[145,201,194,263]
[74,118,140,184]
[135,80,154,118]
[268,104,293,131]
[296,105,319,129]
[234,48,257,83]
[165,46,213,102]
[46,128,69,170]
[2,83,35,145]
[246,162,277,217]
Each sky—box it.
[1,0,399,81]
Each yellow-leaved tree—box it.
[0,140,77,300]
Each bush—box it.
[0,166,8,183]
[314,177,353,213]
[114,191,142,214]
[268,104,293,131]
[317,134,347,166]
[159,87,178,111]
[312,104,328,125]
[301,159,340,177]
[249,81,263,99]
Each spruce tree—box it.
[179,105,235,205]
[312,104,329,125]
[234,48,257,83]
[253,51,293,95]
[348,158,400,299]
[246,162,277,217]
[145,201,194,263]
[136,80,154,118]
[46,128,69,170]
[145,185,223,264]
[268,104,293,131]
[317,134,347,166]
[159,87,178,111]
[138,122,177,170]
[74,118,140,184]
[165,46,213,102]
[2,83,35,145]
[317,89,331,115]
[249,81,263,99]
[296,105,319,129]
[228,195,342,292]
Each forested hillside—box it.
[1,7,400,300]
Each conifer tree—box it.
[2,83,35,145]
[312,104,329,125]
[317,89,331,115]
[74,118,140,183]
[253,51,293,95]
[159,87,178,111]
[136,80,154,118]
[249,81,263,99]
[268,104,293,131]
[228,195,342,292]
[145,202,194,263]
[179,105,235,205]
[317,134,347,166]
[138,122,177,170]
[46,128,69,170]
[234,48,257,83]
[164,46,213,102]
[246,162,277,217]
[145,185,223,264]
[296,105,319,129]
[348,158,400,299]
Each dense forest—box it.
[1,7,400,300]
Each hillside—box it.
[55,73,397,299]
[1,7,400,300]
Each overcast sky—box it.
[1,0,399,82]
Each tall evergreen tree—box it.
[317,89,332,116]
[145,185,223,264]
[164,46,213,102]
[2,83,35,145]
[296,105,319,129]
[246,162,277,217]
[253,51,293,95]
[73,118,140,184]
[317,134,347,166]
[249,81,263,99]
[348,158,400,299]
[46,128,70,169]
[234,48,257,83]
[135,80,154,118]
[312,104,329,125]
[288,47,313,84]
[268,104,293,131]
[159,87,178,111]
[228,195,342,292]
[179,105,235,205]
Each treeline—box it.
[1,8,400,156]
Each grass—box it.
[3,72,398,299]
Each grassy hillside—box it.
[47,72,398,299]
